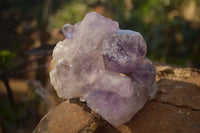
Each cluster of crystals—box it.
[50,12,157,126]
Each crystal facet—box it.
[99,30,147,73]
[49,12,157,126]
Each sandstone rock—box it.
[155,65,200,110]
[126,101,200,133]
[33,100,93,133]
[34,65,200,133]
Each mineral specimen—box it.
[49,12,157,126]
[99,30,147,73]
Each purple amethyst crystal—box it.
[130,58,156,86]
[80,71,150,126]
[80,71,134,101]
[62,23,74,38]
[99,30,147,73]
[49,12,157,126]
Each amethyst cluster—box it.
[49,12,157,126]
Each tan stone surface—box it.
[33,100,93,133]
[125,101,200,133]
[155,65,200,110]
[34,65,200,133]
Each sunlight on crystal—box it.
[49,12,157,126]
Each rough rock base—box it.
[33,65,200,133]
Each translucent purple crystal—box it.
[80,71,134,101]
[130,58,156,86]
[84,83,150,126]
[99,30,147,73]
[49,12,157,126]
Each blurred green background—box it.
[1,0,200,68]
[0,0,200,132]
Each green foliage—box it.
[49,0,92,29]
[0,50,15,70]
